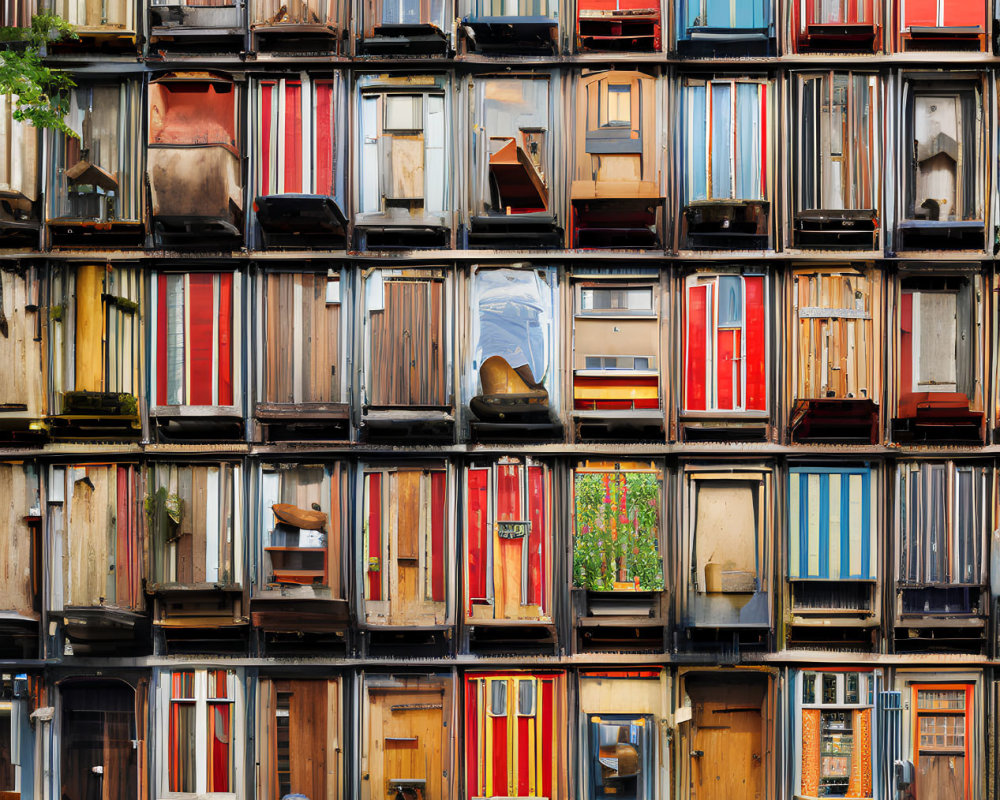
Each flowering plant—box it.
[572,471,664,591]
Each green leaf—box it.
[0,13,78,135]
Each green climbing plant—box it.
[0,12,78,135]
[572,470,664,592]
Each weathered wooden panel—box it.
[367,278,445,407]
[688,677,765,800]
[363,467,447,626]
[364,682,448,800]
[793,268,877,401]
[0,94,39,201]
[52,464,141,610]
[0,268,44,418]
[148,463,239,586]
[0,463,37,617]
[259,678,339,800]
[263,273,341,404]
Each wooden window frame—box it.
[911,682,973,800]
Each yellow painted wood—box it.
[75,263,105,393]
[573,384,658,400]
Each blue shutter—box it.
[710,82,731,200]
[685,84,708,202]
[735,82,762,200]
[705,0,731,28]
[789,467,873,581]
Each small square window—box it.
[517,679,536,716]
[490,680,508,716]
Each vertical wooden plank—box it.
[191,467,208,583]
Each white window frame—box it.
[157,668,244,800]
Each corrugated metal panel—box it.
[876,690,902,800]
[789,466,874,580]
[898,462,986,585]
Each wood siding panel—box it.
[263,273,340,404]
[0,269,43,417]
[0,464,35,616]
[368,279,445,407]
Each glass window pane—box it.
[208,669,230,700]
[171,671,195,700]
[803,674,816,704]
[490,680,508,716]
[822,674,838,704]
[517,680,536,716]
[168,699,195,792]
[207,702,232,792]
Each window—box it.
[684,273,767,413]
[517,678,536,716]
[147,462,241,586]
[580,287,653,313]
[256,77,336,197]
[48,81,143,227]
[901,80,983,228]
[48,264,143,410]
[796,73,878,214]
[799,671,874,798]
[588,714,653,800]
[682,0,767,32]
[363,270,447,408]
[260,463,341,593]
[358,86,446,216]
[489,679,507,716]
[899,279,977,404]
[572,462,664,592]
[912,684,972,800]
[897,462,986,589]
[683,79,768,203]
[0,702,13,794]
[807,0,873,25]
[470,267,554,396]
[472,77,550,218]
[154,272,237,409]
[788,467,875,581]
[167,670,236,795]
[583,75,643,154]
[604,85,631,127]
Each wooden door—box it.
[913,684,971,800]
[369,279,445,407]
[264,679,339,800]
[368,688,445,800]
[689,677,765,800]
[60,681,138,800]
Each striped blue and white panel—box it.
[788,466,875,580]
